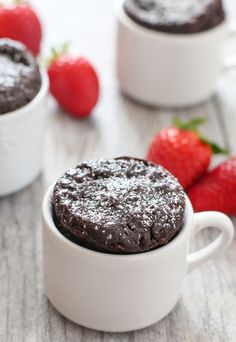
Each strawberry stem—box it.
[47,42,70,65]
[173,117,228,155]
[173,117,206,132]
[199,136,228,155]
[14,0,26,4]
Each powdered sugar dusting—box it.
[53,157,185,254]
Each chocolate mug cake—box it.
[52,157,186,254]
[123,0,225,34]
[0,38,41,114]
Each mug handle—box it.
[187,212,234,272]
[224,23,236,69]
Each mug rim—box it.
[42,182,194,261]
[0,66,49,122]
[115,0,227,40]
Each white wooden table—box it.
[0,1,236,341]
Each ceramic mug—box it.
[0,68,49,196]
[42,184,234,332]
[115,1,236,107]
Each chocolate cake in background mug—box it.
[123,0,225,33]
[116,0,231,107]
[52,157,185,254]
[0,38,41,114]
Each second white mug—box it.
[115,0,235,107]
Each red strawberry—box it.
[48,46,99,118]
[0,2,42,56]
[147,118,227,188]
[188,157,236,214]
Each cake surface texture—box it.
[123,0,225,33]
[0,38,41,114]
[53,157,186,254]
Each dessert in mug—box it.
[0,38,41,114]
[44,158,233,332]
[123,0,225,33]
[52,157,185,254]
[116,0,228,107]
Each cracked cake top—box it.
[52,157,186,254]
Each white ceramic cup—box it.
[42,184,234,332]
[115,1,236,107]
[0,68,49,196]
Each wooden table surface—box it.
[0,0,236,341]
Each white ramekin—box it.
[0,68,49,196]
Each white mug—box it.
[115,0,236,107]
[0,68,49,196]
[42,183,234,332]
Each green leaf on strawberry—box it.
[199,136,228,155]
[173,117,228,155]
[173,117,206,132]
[47,42,70,65]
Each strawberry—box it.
[48,45,99,118]
[147,118,227,188]
[0,1,42,56]
[188,157,236,214]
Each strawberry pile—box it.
[147,118,236,215]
